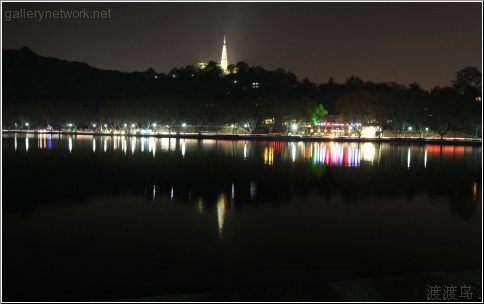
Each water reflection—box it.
[181,140,186,158]
[424,149,427,168]
[196,198,204,215]
[250,181,257,199]
[263,146,274,165]
[3,133,482,241]
[6,134,483,171]
[217,193,227,238]
[68,137,73,153]
[407,147,411,168]
[312,142,362,167]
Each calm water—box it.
[3,133,482,301]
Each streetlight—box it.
[25,122,29,130]
[182,123,186,127]
[92,123,97,128]
[291,124,298,132]
[124,123,127,128]
[408,127,413,131]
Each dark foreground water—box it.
[3,133,482,301]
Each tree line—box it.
[2,47,482,137]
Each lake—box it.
[2,133,482,301]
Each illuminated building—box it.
[220,36,228,74]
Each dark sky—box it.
[2,2,482,89]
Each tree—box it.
[310,103,329,124]
[227,64,237,74]
[235,61,249,74]
[452,66,482,99]
[335,90,376,137]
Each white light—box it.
[408,127,413,131]
[250,181,256,199]
[152,123,157,127]
[124,123,127,127]
[182,123,187,127]
[244,124,248,128]
[92,123,97,128]
[425,127,429,131]
[424,149,427,168]
[104,124,107,128]
[291,124,298,131]
[131,124,136,128]
[349,126,353,130]
[407,148,411,168]
[25,123,29,127]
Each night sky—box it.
[2,2,482,89]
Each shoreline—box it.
[2,130,482,146]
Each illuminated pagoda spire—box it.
[220,35,228,74]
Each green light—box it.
[311,104,329,124]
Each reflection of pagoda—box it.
[217,193,227,238]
